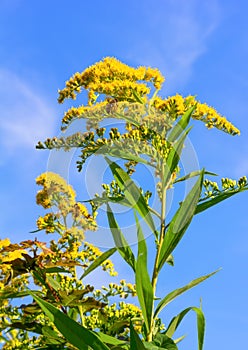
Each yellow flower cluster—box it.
[0,239,28,264]
[36,172,97,236]
[153,94,240,135]
[153,94,187,118]
[36,213,56,233]
[58,57,165,104]
[61,101,108,129]
[36,172,76,209]
[0,238,11,249]
[194,102,240,135]
[80,242,117,277]
[1,249,26,263]
[84,301,142,336]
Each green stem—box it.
[147,166,167,342]
[73,265,86,326]
[148,206,162,220]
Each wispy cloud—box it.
[0,69,57,155]
[127,0,221,91]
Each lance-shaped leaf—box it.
[105,157,156,234]
[107,204,136,271]
[80,247,117,279]
[174,170,217,184]
[158,170,204,272]
[29,291,110,350]
[0,290,42,299]
[135,213,153,333]
[154,269,219,318]
[130,321,147,350]
[1,321,43,335]
[162,128,191,189]
[167,106,195,143]
[165,306,205,350]
[195,186,248,214]
[144,333,178,350]
[97,331,126,346]
[97,143,154,168]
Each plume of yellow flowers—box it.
[153,94,240,135]
[58,56,164,105]
[55,57,240,136]
[36,172,97,236]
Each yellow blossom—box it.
[36,213,56,233]
[1,249,26,263]
[58,57,165,105]
[153,94,240,135]
[0,238,10,249]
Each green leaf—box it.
[154,269,219,318]
[167,106,195,143]
[135,212,153,333]
[41,325,65,345]
[3,321,43,335]
[174,170,217,184]
[80,247,117,279]
[165,254,174,266]
[162,128,191,189]
[107,204,136,271]
[105,158,157,234]
[46,275,61,291]
[130,321,147,350]
[0,290,41,299]
[195,186,248,214]
[29,291,110,350]
[173,335,186,344]
[165,306,205,350]
[114,111,141,127]
[45,267,70,274]
[131,88,146,104]
[97,144,154,168]
[144,333,178,350]
[97,331,127,346]
[158,170,204,272]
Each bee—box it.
[106,98,118,114]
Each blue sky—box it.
[0,0,248,349]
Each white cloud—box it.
[127,0,221,91]
[0,69,57,154]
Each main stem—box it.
[147,166,167,342]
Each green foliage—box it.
[1,57,247,349]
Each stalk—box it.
[146,164,167,341]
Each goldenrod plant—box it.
[0,57,247,349]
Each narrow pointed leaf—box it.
[131,88,146,104]
[167,106,195,143]
[107,204,136,271]
[98,144,154,168]
[114,111,141,127]
[158,171,204,272]
[162,128,191,189]
[29,291,110,350]
[154,269,219,318]
[130,321,147,350]
[174,170,217,184]
[144,333,178,350]
[135,213,153,333]
[46,275,61,291]
[195,186,248,214]
[0,290,42,299]
[97,331,126,346]
[80,247,117,279]
[105,157,156,234]
[45,267,70,274]
[165,306,205,350]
